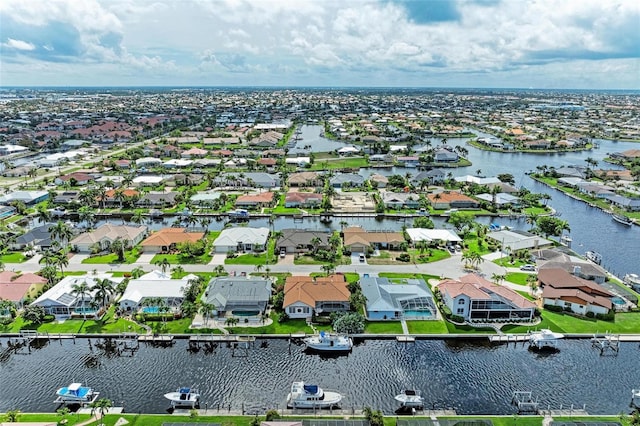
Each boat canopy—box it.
[304,384,319,394]
[179,387,191,394]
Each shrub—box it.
[585,311,595,318]
[450,315,465,323]
[396,253,411,262]
[543,304,564,312]
[595,311,615,321]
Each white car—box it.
[520,264,536,271]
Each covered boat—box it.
[55,383,99,405]
[286,381,342,409]
[529,329,564,349]
[303,331,352,352]
[164,387,200,408]
[394,389,424,408]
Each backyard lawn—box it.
[82,249,141,264]
[406,320,449,334]
[364,321,404,334]
[503,310,640,334]
[0,252,28,263]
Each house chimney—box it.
[573,265,581,276]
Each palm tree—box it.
[91,278,115,308]
[155,258,171,274]
[491,273,506,286]
[213,265,226,276]
[78,206,96,228]
[200,303,215,326]
[171,265,185,277]
[89,397,112,422]
[36,205,51,224]
[321,262,336,276]
[131,266,145,279]
[49,220,73,247]
[71,281,91,320]
[254,263,264,275]
[130,211,145,225]
[54,250,69,276]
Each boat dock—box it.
[591,333,620,355]
[138,334,175,345]
[512,391,538,413]
[488,334,529,343]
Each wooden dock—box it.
[396,336,416,343]
[489,334,529,343]
[138,335,174,342]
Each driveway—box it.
[351,253,367,265]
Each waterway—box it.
[0,337,637,414]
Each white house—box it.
[212,227,270,253]
[406,228,462,244]
[118,270,197,313]
[70,224,147,253]
[31,273,123,319]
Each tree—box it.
[89,397,112,422]
[131,266,145,279]
[321,262,336,276]
[363,407,384,426]
[110,237,129,262]
[49,220,74,246]
[200,303,215,326]
[22,305,46,324]
[91,278,115,309]
[171,265,185,277]
[536,216,570,238]
[332,312,365,334]
[71,281,91,320]
[447,212,475,236]
[413,216,434,229]
[3,410,21,422]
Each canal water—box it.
[0,337,637,414]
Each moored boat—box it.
[612,213,633,226]
[394,389,424,408]
[164,387,200,408]
[303,331,353,352]
[286,381,342,409]
[55,382,99,405]
[529,329,564,350]
[585,250,602,265]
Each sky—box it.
[1,0,639,89]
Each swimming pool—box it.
[404,310,433,317]
[232,310,260,317]
[142,306,160,314]
[611,297,626,305]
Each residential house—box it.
[427,191,479,209]
[288,171,323,188]
[31,273,123,319]
[235,192,276,209]
[486,229,554,251]
[0,190,49,206]
[119,270,196,313]
[283,275,350,320]
[10,225,59,251]
[132,175,165,187]
[140,228,204,253]
[201,277,271,317]
[70,224,147,253]
[54,172,94,186]
[396,156,420,168]
[437,273,536,321]
[538,268,613,315]
[0,271,48,309]
[330,173,365,189]
[369,174,389,188]
[181,147,208,158]
[360,276,437,320]
[214,172,280,188]
[212,227,269,253]
[136,191,179,208]
[476,192,521,208]
[381,191,421,209]
[284,191,323,208]
[342,226,404,253]
[100,189,140,208]
[406,228,462,245]
[411,169,445,186]
[276,229,332,254]
[434,149,459,163]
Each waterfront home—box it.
[411,169,445,186]
[405,228,461,245]
[132,175,165,187]
[342,226,404,254]
[136,191,179,208]
[213,172,280,189]
[201,277,271,318]
[337,146,360,156]
[163,158,193,168]
[99,189,140,208]
[538,268,613,316]
[140,228,205,253]
[476,192,521,208]
[0,205,16,219]
[360,276,437,320]
[31,273,123,319]
[212,227,269,253]
[284,191,323,208]
[54,172,95,186]
[437,274,536,321]
[369,173,389,188]
[283,275,350,320]
[454,175,501,186]
[331,192,377,213]
[118,271,196,314]
[396,156,420,168]
[0,271,48,309]
[276,229,332,255]
[285,156,311,168]
[433,148,459,163]
[288,171,323,188]
[135,157,163,167]
[0,190,49,206]
[330,173,365,189]
[235,191,276,209]
[53,191,81,206]
[486,229,553,251]
[427,191,479,210]
[10,225,58,251]
[381,191,421,209]
[603,194,640,212]
[70,224,147,253]
[190,190,223,207]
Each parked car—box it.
[280,248,286,258]
[359,254,365,262]
[520,264,536,271]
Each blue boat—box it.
[55,382,99,405]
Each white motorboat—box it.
[529,329,564,349]
[286,381,342,409]
[394,389,424,408]
[632,388,640,407]
[55,383,99,405]
[164,387,200,408]
[612,213,633,226]
[228,209,249,219]
[303,331,352,352]
[585,250,602,265]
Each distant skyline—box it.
[1,0,639,89]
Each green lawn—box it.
[377,272,443,282]
[309,157,369,170]
[503,310,640,334]
[225,253,268,265]
[504,272,531,286]
[409,248,450,263]
[0,252,28,263]
[406,320,449,334]
[364,321,404,334]
[81,249,141,264]
[150,252,213,265]
[226,312,316,335]
[0,307,145,334]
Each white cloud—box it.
[2,38,36,51]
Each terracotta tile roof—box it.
[427,191,475,203]
[283,275,350,307]
[141,227,204,247]
[236,192,275,203]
